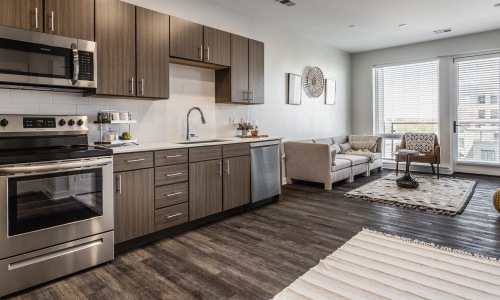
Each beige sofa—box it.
[284,135,383,190]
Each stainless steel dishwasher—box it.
[250,140,281,204]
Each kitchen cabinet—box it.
[189,159,223,220]
[170,16,230,67]
[223,155,250,210]
[94,0,169,99]
[114,168,154,243]
[0,0,93,40]
[215,35,264,104]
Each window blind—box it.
[455,55,500,164]
[373,59,439,159]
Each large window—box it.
[455,54,500,165]
[373,59,439,159]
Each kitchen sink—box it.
[175,139,232,145]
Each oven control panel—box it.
[0,115,88,133]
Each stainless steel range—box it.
[0,115,114,297]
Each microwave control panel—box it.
[78,51,94,81]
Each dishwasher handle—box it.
[250,140,280,148]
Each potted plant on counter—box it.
[237,121,254,136]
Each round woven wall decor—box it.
[302,67,324,98]
[494,189,500,212]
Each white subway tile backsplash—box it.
[52,93,89,105]
[1,102,40,114]
[39,104,77,115]
[0,90,9,103]
[10,90,52,104]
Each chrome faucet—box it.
[186,107,206,141]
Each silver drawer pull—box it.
[126,159,145,163]
[167,213,182,219]
[167,172,182,177]
[166,155,182,158]
[166,192,182,197]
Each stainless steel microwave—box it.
[0,25,96,91]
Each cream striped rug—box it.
[274,229,500,300]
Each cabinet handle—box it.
[140,78,144,96]
[199,46,203,60]
[167,213,182,219]
[50,11,54,32]
[243,91,248,101]
[116,175,122,194]
[130,77,135,95]
[206,47,210,62]
[166,155,182,158]
[167,172,182,177]
[225,160,230,174]
[249,90,254,102]
[126,158,145,163]
[217,161,222,175]
[166,192,182,197]
[35,7,38,29]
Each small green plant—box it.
[237,122,254,130]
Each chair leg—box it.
[395,161,399,175]
[437,164,439,179]
[430,163,435,174]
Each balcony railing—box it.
[379,121,438,159]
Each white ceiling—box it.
[207,0,500,53]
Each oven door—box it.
[0,157,113,259]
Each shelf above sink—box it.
[175,139,232,145]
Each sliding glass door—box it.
[454,54,500,167]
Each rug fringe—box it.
[362,228,500,264]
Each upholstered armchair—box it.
[395,133,440,178]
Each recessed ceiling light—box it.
[494,3,500,8]
[348,25,355,28]
[398,24,407,28]
[433,28,452,34]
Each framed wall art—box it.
[287,73,302,105]
[325,79,336,105]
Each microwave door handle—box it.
[71,43,79,86]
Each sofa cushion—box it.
[312,138,334,145]
[336,154,369,166]
[339,142,352,153]
[331,143,341,153]
[331,158,351,172]
[372,152,382,160]
[333,135,348,144]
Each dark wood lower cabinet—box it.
[114,168,154,243]
[223,156,250,210]
[189,159,223,221]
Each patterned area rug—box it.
[273,229,500,300]
[344,174,477,215]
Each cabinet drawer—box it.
[155,148,188,166]
[114,152,154,172]
[189,146,222,162]
[223,143,250,158]
[155,203,189,231]
[155,164,189,186]
[155,182,188,209]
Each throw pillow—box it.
[331,143,341,153]
[369,142,377,153]
[405,133,435,154]
[349,134,378,150]
[339,142,352,153]
[330,146,337,166]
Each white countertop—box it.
[111,136,283,154]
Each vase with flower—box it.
[237,121,254,136]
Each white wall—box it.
[351,29,500,175]
[0,0,351,144]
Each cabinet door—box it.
[44,0,94,40]
[189,160,222,221]
[114,169,154,243]
[223,156,250,210]
[0,0,43,32]
[230,34,249,103]
[203,26,230,66]
[95,0,136,96]
[136,7,169,99]
[170,16,203,61]
[248,39,264,104]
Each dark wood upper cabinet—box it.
[44,0,94,40]
[223,156,250,210]
[203,26,230,66]
[189,160,223,221]
[94,1,169,99]
[248,39,264,104]
[114,168,154,243]
[136,7,169,99]
[170,17,230,67]
[0,0,43,32]
[216,35,265,104]
[170,16,203,61]
[95,0,135,97]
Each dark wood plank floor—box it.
[8,170,500,300]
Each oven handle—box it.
[71,43,79,86]
[0,157,112,175]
